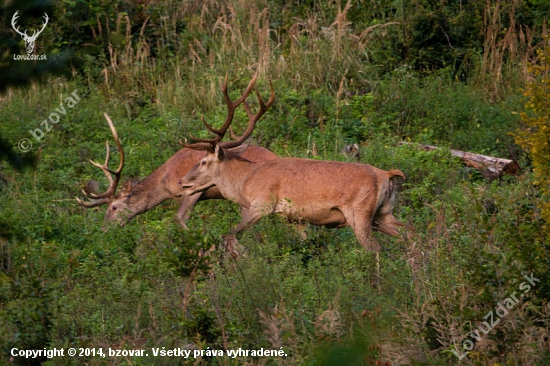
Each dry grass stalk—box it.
[208,280,229,351]
[258,299,298,350]
[330,0,352,60]
[314,291,344,340]
[481,0,540,99]
[91,0,400,96]
[315,308,343,340]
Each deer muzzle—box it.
[177,178,189,189]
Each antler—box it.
[11,11,27,38]
[184,73,259,150]
[77,113,125,207]
[220,81,275,149]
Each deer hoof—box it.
[221,234,244,259]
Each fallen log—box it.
[399,142,520,179]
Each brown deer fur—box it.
[179,146,405,251]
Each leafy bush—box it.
[515,36,550,235]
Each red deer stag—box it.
[178,89,405,252]
[77,75,277,226]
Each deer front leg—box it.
[176,193,202,229]
[220,206,263,258]
[230,206,266,235]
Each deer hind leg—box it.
[341,208,380,252]
[176,193,202,229]
[372,199,405,237]
[372,181,405,236]
[373,214,405,236]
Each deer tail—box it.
[388,169,405,180]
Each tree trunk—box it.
[399,142,520,179]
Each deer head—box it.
[179,73,275,194]
[11,11,49,54]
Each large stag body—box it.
[178,74,405,251]
[181,147,405,251]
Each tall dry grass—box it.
[477,0,546,99]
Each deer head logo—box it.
[11,11,49,54]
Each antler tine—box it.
[181,118,221,150]
[200,74,229,136]
[182,131,220,151]
[182,142,215,151]
[221,101,257,147]
[87,140,114,187]
[229,126,239,141]
[221,80,275,149]
[189,131,220,144]
[198,115,223,144]
[78,114,125,205]
[76,196,110,208]
[184,73,259,150]
[204,72,258,138]
[104,113,124,175]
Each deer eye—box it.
[201,160,207,165]
[112,205,118,211]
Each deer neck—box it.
[127,174,171,215]
[215,157,254,206]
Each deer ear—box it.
[121,179,136,194]
[227,144,249,157]
[214,144,225,161]
[85,180,100,195]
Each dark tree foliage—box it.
[0,0,68,171]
